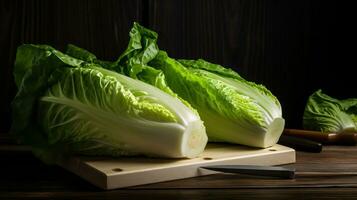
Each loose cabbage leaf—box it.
[303,90,357,133]
[66,24,194,110]
[341,99,357,127]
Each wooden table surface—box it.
[1,137,357,200]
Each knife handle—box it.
[283,129,331,143]
[283,129,357,145]
[333,132,357,145]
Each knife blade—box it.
[278,134,322,153]
[200,165,296,179]
[200,165,357,179]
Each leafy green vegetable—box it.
[12,44,207,163]
[340,98,357,127]
[150,52,284,148]
[66,24,194,111]
[303,90,357,133]
[110,23,284,148]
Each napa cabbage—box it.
[12,44,207,163]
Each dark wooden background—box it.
[0,0,354,134]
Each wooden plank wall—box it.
[0,0,143,133]
[0,0,351,134]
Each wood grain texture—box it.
[1,1,356,199]
[2,189,357,200]
[1,0,356,133]
[1,0,354,132]
[1,145,357,199]
[147,0,352,129]
[0,0,347,133]
[58,144,294,189]
[0,0,143,132]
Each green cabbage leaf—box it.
[109,23,284,148]
[12,44,207,163]
[303,90,357,133]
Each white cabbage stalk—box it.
[39,66,208,158]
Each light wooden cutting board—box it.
[59,143,295,190]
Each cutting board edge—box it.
[59,145,295,190]
[58,156,109,189]
[105,146,295,189]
